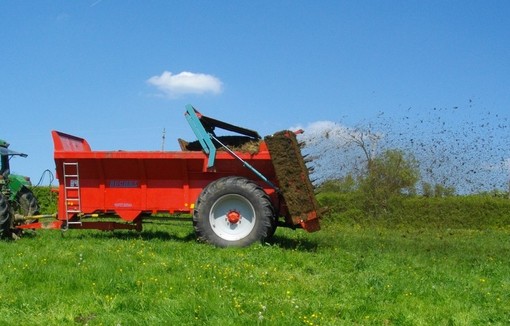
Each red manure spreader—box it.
[19,105,321,247]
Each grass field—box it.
[1,217,509,325]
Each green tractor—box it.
[0,139,39,239]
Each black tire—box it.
[14,188,40,234]
[266,215,278,239]
[0,193,12,239]
[193,176,274,247]
[16,188,40,217]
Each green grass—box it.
[1,217,509,325]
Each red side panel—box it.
[52,131,277,222]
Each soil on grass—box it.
[264,131,320,223]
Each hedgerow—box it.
[317,191,510,229]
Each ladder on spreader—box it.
[63,162,82,228]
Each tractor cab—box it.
[0,139,31,200]
[1,139,27,176]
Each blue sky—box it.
[1,1,509,190]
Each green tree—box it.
[359,149,420,216]
[434,183,456,197]
[422,182,456,197]
[422,182,434,197]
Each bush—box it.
[392,196,510,229]
[317,175,356,193]
[358,149,420,217]
[318,188,510,229]
[31,186,58,215]
[317,191,363,213]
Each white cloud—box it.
[147,71,223,98]
[292,120,355,147]
[288,121,369,183]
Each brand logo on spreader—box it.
[109,180,139,188]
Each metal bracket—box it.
[184,104,217,168]
[183,104,278,190]
[184,104,261,169]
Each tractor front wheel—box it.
[193,177,274,247]
[0,193,12,239]
[12,188,40,237]
[17,188,40,217]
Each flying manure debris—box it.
[297,103,509,194]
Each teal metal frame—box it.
[183,104,279,191]
[184,104,217,169]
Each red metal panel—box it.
[52,131,91,152]
[52,131,279,222]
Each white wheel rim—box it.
[209,194,256,241]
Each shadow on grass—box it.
[69,229,198,243]
[266,234,319,252]
[67,231,319,252]
[41,220,319,252]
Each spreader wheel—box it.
[193,176,274,247]
[0,193,12,239]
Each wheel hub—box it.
[226,210,241,224]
